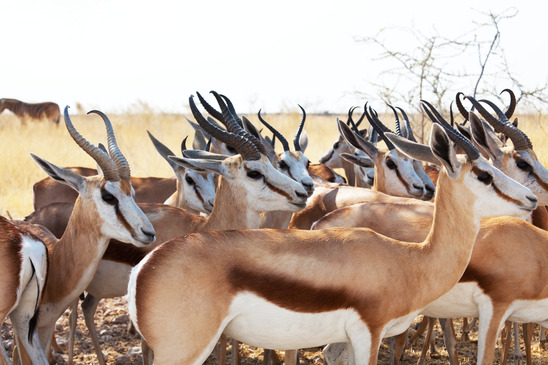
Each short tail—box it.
[27,258,41,344]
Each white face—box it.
[94,180,155,247]
[224,155,309,213]
[319,137,350,169]
[502,149,548,206]
[466,157,537,219]
[413,160,436,201]
[276,151,314,196]
[182,170,216,213]
[379,149,425,199]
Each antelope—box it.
[126,99,537,365]
[0,217,48,365]
[15,106,155,364]
[0,99,60,124]
[314,101,548,365]
[63,92,308,365]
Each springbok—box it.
[62,92,308,365]
[0,217,48,365]
[125,99,536,365]
[0,98,60,124]
[16,106,155,364]
[313,102,548,365]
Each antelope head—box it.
[256,105,314,196]
[31,107,155,246]
[464,93,548,205]
[147,131,216,214]
[387,100,537,219]
[172,92,309,213]
[339,103,426,199]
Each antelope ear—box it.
[168,156,229,177]
[384,133,440,166]
[429,124,461,178]
[192,129,208,150]
[31,153,86,193]
[337,119,378,160]
[340,153,375,168]
[147,131,181,173]
[469,113,504,162]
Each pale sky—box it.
[1,0,547,114]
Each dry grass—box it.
[1,110,548,363]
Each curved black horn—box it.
[364,103,395,150]
[455,92,469,123]
[87,110,131,180]
[501,88,517,120]
[396,107,417,142]
[465,95,532,150]
[64,107,119,181]
[196,91,224,122]
[387,104,402,136]
[293,104,306,151]
[257,109,290,151]
[189,95,261,160]
[420,100,480,160]
[480,98,532,150]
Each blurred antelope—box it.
[126,100,536,365]
[0,99,60,124]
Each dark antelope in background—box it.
[0,98,60,124]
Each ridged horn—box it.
[196,92,224,123]
[387,104,402,136]
[465,95,532,150]
[63,107,119,181]
[257,109,290,151]
[87,110,131,180]
[396,107,417,142]
[420,100,480,160]
[189,95,261,161]
[364,103,395,150]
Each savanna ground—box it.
[1,107,548,364]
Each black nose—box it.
[141,228,156,241]
[413,183,424,190]
[528,195,538,203]
[425,185,436,192]
[296,190,308,199]
[303,183,314,193]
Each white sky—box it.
[1,0,547,114]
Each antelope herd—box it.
[0,90,547,365]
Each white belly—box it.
[506,298,548,326]
[224,292,365,350]
[421,282,484,318]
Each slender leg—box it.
[81,294,106,365]
[439,319,458,365]
[417,317,435,365]
[523,323,533,365]
[284,350,298,365]
[231,340,240,365]
[67,299,78,365]
[501,321,512,365]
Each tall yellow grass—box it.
[1,111,547,220]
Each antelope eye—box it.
[185,176,195,186]
[279,160,289,170]
[247,170,263,180]
[306,160,311,169]
[101,190,118,205]
[477,171,493,184]
[333,142,340,149]
[516,160,531,171]
[386,159,397,170]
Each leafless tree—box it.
[356,8,548,141]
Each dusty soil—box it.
[2,296,547,364]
